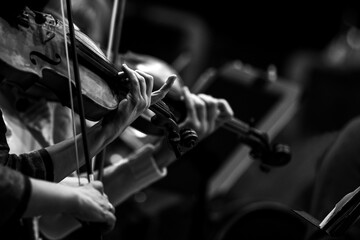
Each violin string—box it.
[57,19,119,79]
[152,101,176,119]
[60,0,81,186]
[75,36,121,77]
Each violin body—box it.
[0,8,124,121]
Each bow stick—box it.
[94,0,127,181]
[61,0,103,238]
[62,0,93,182]
[107,0,127,63]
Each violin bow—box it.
[61,0,93,182]
[60,0,103,238]
[107,0,127,63]
[94,0,127,181]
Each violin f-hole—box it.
[29,51,61,66]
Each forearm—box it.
[23,178,77,217]
[46,121,121,182]
[0,165,31,226]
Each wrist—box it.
[63,186,81,217]
[89,120,121,150]
[25,179,80,217]
[100,118,128,145]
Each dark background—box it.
[120,1,358,81]
[68,2,360,240]
[113,2,360,240]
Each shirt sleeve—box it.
[109,144,167,206]
[127,144,167,187]
[0,110,54,181]
[0,165,31,226]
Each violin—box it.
[120,52,292,167]
[0,8,197,155]
[0,8,123,120]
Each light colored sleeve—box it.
[103,144,167,206]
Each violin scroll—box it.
[150,108,199,159]
[245,128,291,172]
[179,128,198,149]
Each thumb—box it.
[151,75,177,105]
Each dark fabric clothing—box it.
[0,109,53,238]
[0,1,52,238]
[0,164,32,226]
[0,110,54,182]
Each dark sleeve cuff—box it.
[39,149,54,182]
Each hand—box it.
[101,64,175,140]
[101,64,154,137]
[69,181,116,234]
[179,86,234,140]
[152,87,234,167]
[150,74,177,105]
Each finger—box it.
[108,202,115,214]
[151,75,177,105]
[89,181,104,194]
[217,98,234,121]
[198,94,218,132]
[182,86,197,120]
[103,211,116,233]
[103,193,109,200]
[135,70,154,99]
[122,64,140,97]
[193,95,207,132]
[134,71,147,101]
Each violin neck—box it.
[222,117,252,135]
[75,32,123,79]
[150,101,176,121]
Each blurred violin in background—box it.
[120,52,292,167]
